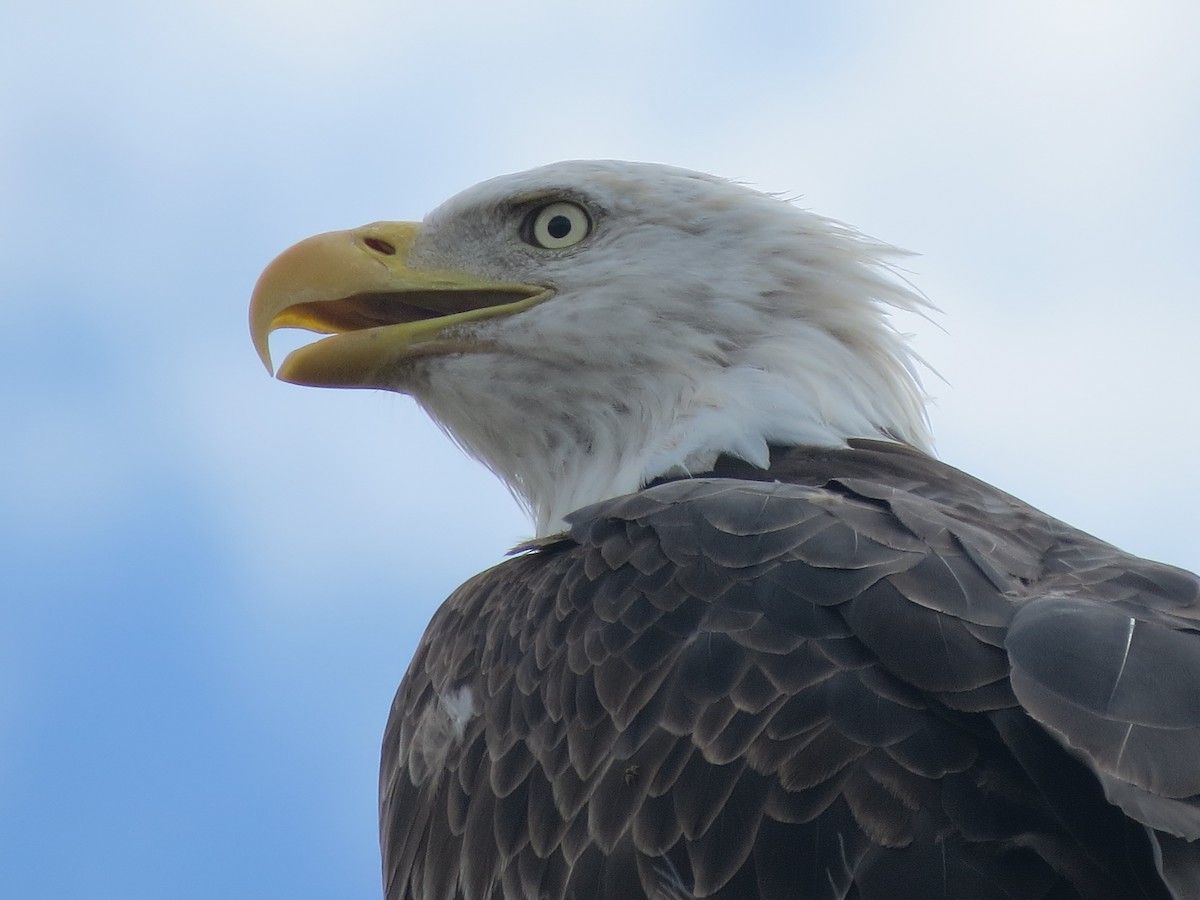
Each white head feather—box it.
[395,160,932,535]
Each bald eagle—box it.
[250,161,1200,899]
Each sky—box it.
[2,2,1198,897]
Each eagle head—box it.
[250,160,931,534]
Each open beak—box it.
[249,222,550,389]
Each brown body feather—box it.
[380,441,1200,899]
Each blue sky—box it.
[2,2,1198,897]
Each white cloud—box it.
[201,0,1200,586]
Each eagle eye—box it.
[523,201,591,250]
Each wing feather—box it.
[380,442,1196,899]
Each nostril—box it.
[364,237,396,256]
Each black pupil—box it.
[547,214,572,240]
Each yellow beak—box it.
[248,222,550,388]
